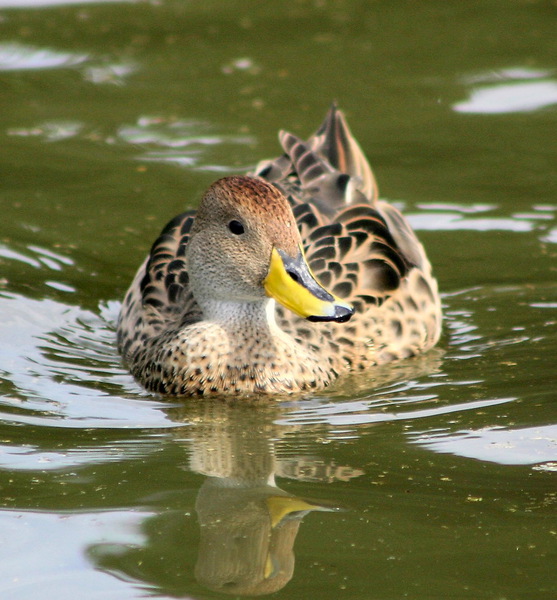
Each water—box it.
[1,1,556,598]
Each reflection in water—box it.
[454,80,557,114]
[454,67,557,114]
[7,121,84,142]
[411,424,557,466]
[195,478,316,595]
[82,61,136,85]
[194,470,334,593]
[117,116,255,169]
[407,202,557,234]
[0,40,135,90]
[89,401,363,596]
[0,42,87,71]
[179,403,361,595]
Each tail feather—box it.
[254,105,378,217]
[309,104,378,203]
[279,130,368,217]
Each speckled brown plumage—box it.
[117,106,442,396]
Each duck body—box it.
[117,107,442,396]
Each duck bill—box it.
[263,247,354,323]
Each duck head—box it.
[187,176,353,323]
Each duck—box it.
[117,105,442,396]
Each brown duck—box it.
[117,106,442,396]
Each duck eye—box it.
[228,220,245,235]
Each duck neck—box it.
[200,297,284,338]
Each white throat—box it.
[200,297,279,331]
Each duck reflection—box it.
[89,399,363,597]
[194,464,337,594]
[182,401,361,595]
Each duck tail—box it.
[254,105,378,217]
[310,104,378,204]
[274,106,378,217]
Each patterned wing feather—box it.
[117,211,201,360]
[302,203,415,309]
[265,107,440,367]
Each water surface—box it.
[1,1,556,599]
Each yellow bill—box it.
[263,246,353,323]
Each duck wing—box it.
[301,202,417,310]
[117,211,201,359]
[255,106,426,309]
[257,107,440,364]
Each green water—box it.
[1,1,556,598]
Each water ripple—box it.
[0,42,87,71]
[0,293,180,430]
[454,67,557,114]
[410,424,557,466]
